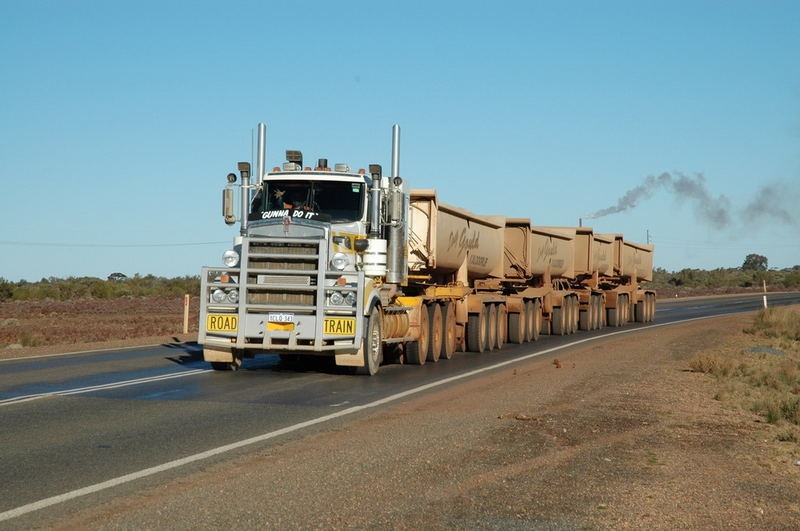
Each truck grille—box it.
[245,238,322,307]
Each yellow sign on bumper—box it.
[206,314,238,332]
[324,318,355,335]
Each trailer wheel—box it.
[617,295,631,326]
[530,300,542,341]
[651,293,657,321]
[635,298,646,322]
[440,302,457,360]
[552,305,566,335]
[496,304,507,350]
[427,303,443,363]
[406,305,429,365]
[467,307,487,353]
[647,293,656,322]
[508,312,524,344]
[211,362,230,371]
[520,302,531,342]
[621,294,630,324]
[607,305,619,327]
[567,297,577,334]
[487,304,498,351]
[356,307,383,375]
[593,295,603,329]
[579,303,590,331]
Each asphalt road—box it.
[1,292,798,526]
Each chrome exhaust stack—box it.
[386,125,405,285]
[257,122,266,180]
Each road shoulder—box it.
[35,312,800,529]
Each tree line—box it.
[1,255,798,302]
[0,274,200,302]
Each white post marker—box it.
[183,294,190,334]
[762,280,768,309]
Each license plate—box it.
[206,314,238,332]
[324,318,356,336]
[268,312,294,323]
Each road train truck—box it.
[198,123,656,375]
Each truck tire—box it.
[620,294,629,324]
[406,305,429,365]
[427,303,443,363]
[635,298,646,322]
[496,304,507,350]
[467,308,487,353]
[567,297,577,334]
[356,307,383,375]
[530,299,541,341]
[600,296,608,328]
[607,306,619,327]
[487,304,498,351]
[524,300,535,341]
[508,312,524,344]
[552,306,565,335]
[593,296,603,329]
[440,302,457,360]
[648,293,657,322]
[579,304,590,331]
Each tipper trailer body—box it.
[199,124,655,374]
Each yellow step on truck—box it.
[198,123,655,375]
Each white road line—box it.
[0,311,757,522]
[0,369,211,407]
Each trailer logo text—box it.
[447,228,480,253]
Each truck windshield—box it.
[249,179,365,223]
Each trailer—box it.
[198,123,655,375]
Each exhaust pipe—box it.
[391,124,400,178]
[257,123,266,180]
[242,122,266,235]
[386,125,404,284]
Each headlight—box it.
[226,289,239,303]
[344,292,356,306]
[329,291,345,305]
[330,252,348,271]
[211,289,226,303]
[222,249,240,267]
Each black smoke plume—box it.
[586,172,798,229]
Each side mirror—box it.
[223,188,236,225]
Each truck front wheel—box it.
[357,307,383,376]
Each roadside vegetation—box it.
[1,253,798,303]
[0,274,199,302]
[649,255,800,298]
[0,275,201,350]
[690,305,800,444]
[0,296,200,349]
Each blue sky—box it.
[1,1,798,282]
